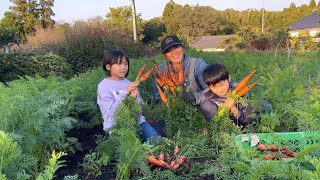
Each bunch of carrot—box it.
[257,143,296,160]
[231,70,257,97]
[146,146,190,173]
[152,59,185,104]
[135,59,154,83]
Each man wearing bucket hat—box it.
[152,35,208,105]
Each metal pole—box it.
[131,0,137,42]
[262,0,264,33]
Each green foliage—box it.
[0,66,105,178]
[1,50,320,179]
[0,76,79,176]
[81,151,109,178]
[0,52,72,83]
[0,0,55,41]
[57,25,146,74]
[36,151,66,180]
[113,96,141,132]
[163,95,207,137]
[0,131,35,179]
[249,36,273,51]
[103,6,143,39]
[141,18,165,44]
[92,96,150,179]
[111,96,148,179]
[0,27,17,45]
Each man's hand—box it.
[178,92,196,103]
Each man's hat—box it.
[161,35,182,53]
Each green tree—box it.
[289,3,296,9]
[162,0,182,35]
[0,27,18,53]
[309,0,316,8]
[37,0,55,28]
[162,3,229,42]
[141,18,165,43]
[102,6,143,39]
[0,0,55,41]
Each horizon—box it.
[0,0,314,23]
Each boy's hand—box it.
[224,97,235,109]
[224,97,238,117]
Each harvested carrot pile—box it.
[146,146,191,174]
[257,143,297,160]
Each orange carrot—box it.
[171,156,185,170]
[153,63,175,87]
[171,162,180,170]
[168,65,179,86]
[158,151,165,161]
[234,70,256,92]
[163,77,175,87]
[177,63,184,86]
[173,146,179,156]
[237,81,257,97]
[257,143,266,151]
[175,156,185,165]
[168,85,175,92]
[147,155,171,169]
[258,144,280,151]
[156,84,168,104]
[281,148,296,157]
[153,63,163,78]
[153,74,165,87]
[267,144,279,151]
[137,60,148,77]
[139,67,154,83]
[170,159,176,168]
[264,154,276,160]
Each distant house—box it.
[288,11,320,42]
[190,35,235,52]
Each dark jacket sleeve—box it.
[232,103,255,126]
[199,100,219,121]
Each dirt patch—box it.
[54,124,116,179]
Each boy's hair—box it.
[102,49,129,77]
[202,63,229,85]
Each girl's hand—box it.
[130,88,138,99]
[127,82,139,99]
[127,82,139,93]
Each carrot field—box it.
[1,50,320,179]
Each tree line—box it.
[0,0,319,48]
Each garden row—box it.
[0,51,320,179]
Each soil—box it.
[53,121,214,179]
[54,124,117,180]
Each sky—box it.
[0,0,314,23]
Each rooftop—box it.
[289,11,320,30]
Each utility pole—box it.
[262,0,264,33]
[131,0,137,43]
